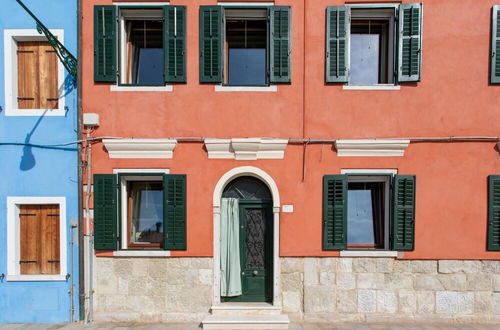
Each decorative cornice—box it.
[335,139,410,157]
[103,139,177,159]
[205,138,288,160]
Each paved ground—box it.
[1,323,500,330]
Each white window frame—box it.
[6,196,67,281]
[110,4,173,92]
[3,29,66,116]
[340,169,399,256]
[112,168,171,255]
[345,4,398,88]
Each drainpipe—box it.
[84,129,94,323]
[77,0,85,322]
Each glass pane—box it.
[246,208,266,269]
[222,176,272,200]
[127,19,164,85]
[226,19,267,85]
[347,182,385,247]
[350,34,380,85]
[129,181,164,245]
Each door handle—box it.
[253,270,258,276]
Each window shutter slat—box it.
[326,6,348,83]
[94,5,116,83]
[269,6,291,83]
[323,175,347,250]
[398,3,423,82]
[93,174,118,250]
[199,6,223,83]
[165,6,186,83]
[164,174,187,250]
[392,175,416,251]
[491,6,500,84]
[488,176,500,250]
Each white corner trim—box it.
[335,139,410,157]
[6,196,67,278]
[110,85,173,92]
[340,251,404,258]
[112,250,171,257]
[6,275,68,282]
[342,85,400,90]
[103,139,177,159]
[205,138,288,160]
[4,29,66,116]
[214,85,277,92]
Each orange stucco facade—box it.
[82,0,500,260]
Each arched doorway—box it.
[221,177,273,302]
[212,166,281,306]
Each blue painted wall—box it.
[0,0,79,323]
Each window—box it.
[199,5,291,85]
[322,173,416,251]
[93,172,186,251]
[326,3,422,85]
[491,6,500,84]
[94,5,186,84]
[6,197,67,281]
[3,29,65,116]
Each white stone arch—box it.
[212,166,282,307]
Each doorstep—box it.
[202,314,289,330]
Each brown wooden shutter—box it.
[17,41,58,110]
[19,204,60,275]
[38,43,59,109]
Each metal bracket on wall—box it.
[0,273,5,282]
[16,0,77,82]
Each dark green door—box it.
[223,201,273,302]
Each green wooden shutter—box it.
[164,6,186,83]
[93,174,118,250]
[270,6,291,83]
[323,175,347,250]
[392,175,416,251]
[487,176,500,250]
[199,6,223,83]
[94,6,116,83]
[164,174,187,250]
[398,3,422,82]
[326,6,348,83]
[491,6,500,84]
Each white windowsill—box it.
[112,250,171,257]
[340,250,404,258]
[215,85,277,92]
[342,85,401,91]
[4,108,66,117]
[7,275,68,282]
[110,85,173,92]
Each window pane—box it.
[137,48,164,85]
[350,34,380,85]
[226,19,267,86]
[347,182,385,248]
[129,181,164,245]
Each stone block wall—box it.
[94,257,213,322]
[281,258,500,323]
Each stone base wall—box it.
[94,257,213,322]
[281,258,500,323]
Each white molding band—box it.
[112,250,171,257]
[103,139,177,159]
[110,85,173,92]
[205,138,288,160]
[343,85,401,91]
[335,139,410,157]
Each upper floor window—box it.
[199,5,291,85]
[491,5,500,84]
[3,29,66,116]
[326,3,422,85]
[94,5,186,84]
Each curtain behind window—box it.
[220,198,242,297]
